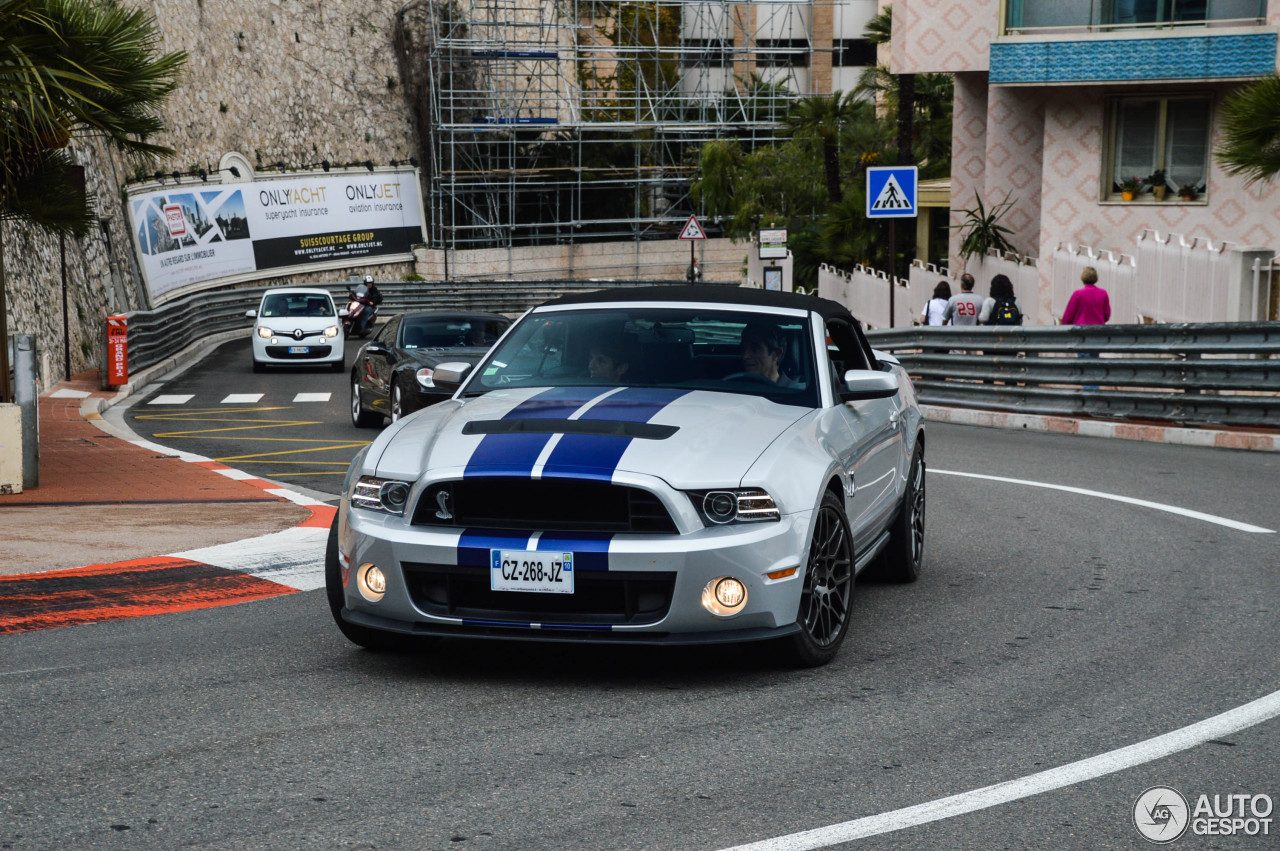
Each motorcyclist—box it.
[345,275,383,337]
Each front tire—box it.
[252,360,265,374]
[879,441,925,583]
[785,490,855,667]
[325,514,406,651]
[390,382,405,423]
[350,376,381,428]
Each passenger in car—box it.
[587,334,637,383]
[739,322,800,388]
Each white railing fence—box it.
[817,264,913,329]
[1133,229,1235,324]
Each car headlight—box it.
[688,488,780,526]
[415,367,434,389]
[351,476,413,515]
[256,326,272,339]
[324,325,340,338]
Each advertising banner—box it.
[127,169,425,301]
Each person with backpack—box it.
[981,274,1022,326]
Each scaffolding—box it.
[418,0,873,253]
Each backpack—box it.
[988,296,1022,326]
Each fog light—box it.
[702,576,747,617]
[357,563,386,602]
[269,337,279,345]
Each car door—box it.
[366,316,401,411]
[825,317,904,552]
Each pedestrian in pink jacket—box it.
[1062,266,1111,325]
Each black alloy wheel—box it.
[879,441,925,583]
[391,382,404,423]
[350,375,381,428]
[786,489,854,667]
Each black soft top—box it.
[540,285,858,323]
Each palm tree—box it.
[1215,75,1280,185]
[0,0,186,400]
[784,92,860,204]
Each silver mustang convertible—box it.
[327,286,925,666]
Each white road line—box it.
[221,393,264,404]
[49,389,91,399]
[293,392,331,402]
[931,469,1274,534]
[0,665,79,677]
[719,688,1280,851]
[148,394,194,405]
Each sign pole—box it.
[889,220,896,328]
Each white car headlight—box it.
[415,367,434,388]
[324,325,340,338]
[352,476,412,515]
[256,326,272,339]
[688,488,780,526]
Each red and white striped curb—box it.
[922,405,1280,453]
[83,416,336,591]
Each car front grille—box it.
[402,562,676,625]
[412,478,678,534]
[265,345,334,359]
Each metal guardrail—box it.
[119,279,686,376]
[866,323,1280,427]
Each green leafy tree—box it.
[784,92,860,204]
[0,0,186,399]
[1215,74,1280,185]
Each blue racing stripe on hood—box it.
[540,387,690,481]
[464,386,605,477]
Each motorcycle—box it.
[342,280,382,338]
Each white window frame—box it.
[1102,92,1213,203]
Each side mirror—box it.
[338,308,349,318]
[365,341,388,355]
[244,308,257,318]
[432,361,474,392]
[840,369,899,401]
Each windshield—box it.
[471,307,819,407]
[400,316,510,349]
[260,293,334,318]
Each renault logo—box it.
[293,329,304,340]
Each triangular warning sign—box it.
[871,174,913,211]
[678,214,706,240]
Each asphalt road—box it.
[120,338,373,495]
[3,344,1278,850]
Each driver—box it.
[739,322,799,387]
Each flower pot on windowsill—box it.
[1121,190,1136,202]
[1179,190,1196,202]
[1152,185,1167,201]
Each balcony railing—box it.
[1005,0,1267,35]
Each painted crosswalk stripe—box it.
[221,393,264,404]
[148,395,194,405]
[292,392,331,403]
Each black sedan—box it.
[349,312,511,427]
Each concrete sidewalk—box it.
[0,369,321,576]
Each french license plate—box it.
[491,549,574,594]
[289,345,309,354]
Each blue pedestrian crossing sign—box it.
[866,166,918,219]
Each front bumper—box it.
[337,503,812,643]
[252,335,344,364]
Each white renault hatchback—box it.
[246,287,346,372]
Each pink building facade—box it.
[893,0,1280,321]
